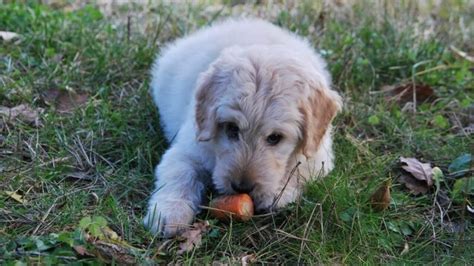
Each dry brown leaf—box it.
[84,233,136,265]
[399,174,429,195]
[90,241,136,265]
[0,104,44,127]
[5,191,27,204]
[398,157,434,195]
[400,157,433,186]
[42,88,89,113]
[0,31,20,42]
[177,220,210,254]
[73,245,92,256]
[57,92,89,113]
[370,181,391,211]
[382,83,435,104]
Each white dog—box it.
[144,18,342,237]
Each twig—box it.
[298,202,320,264]
[274,229,318,243]
[18,157,70,176]
[32,197,59,234]
[450,45,474,63]
[271,161,301,210]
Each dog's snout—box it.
[231,179,255,194]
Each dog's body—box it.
[145,18,342,237]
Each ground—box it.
[0,1,473,264]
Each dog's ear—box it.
[195,69,219,141]
[299,84,342,158]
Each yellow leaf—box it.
[102,226,119,241]
[5,191,27,204]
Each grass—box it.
[0,1,473,264]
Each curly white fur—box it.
[144,18,342,237]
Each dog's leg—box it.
[143,143,205,237]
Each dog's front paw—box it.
[144,200,196,238]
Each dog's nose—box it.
[231,180,255,194]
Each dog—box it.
[144,18,342,237]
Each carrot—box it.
[209,194,254,221]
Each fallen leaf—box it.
[0,31,20,42]
[382,83,435,104]
[5,191,27,204]
[177,220,210,254]
[241,253,257,265]
[73,245,92,256]
[0,104,44,127]
[84,232,141,265]
[400,157,433,186]
[101,226,119,241]
[448,153,472,178]
[370,181,391,211]
[57,92,89,113]
[42,88,89,113]
[399,174,429,195]
[398,157,434,195]
[89,240,135,264]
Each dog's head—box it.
[195,46,342,210]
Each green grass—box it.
[1,1,473,264]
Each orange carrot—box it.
[209,194,254,221]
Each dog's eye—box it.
[266,133,282,146]
[225,122,239,140]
